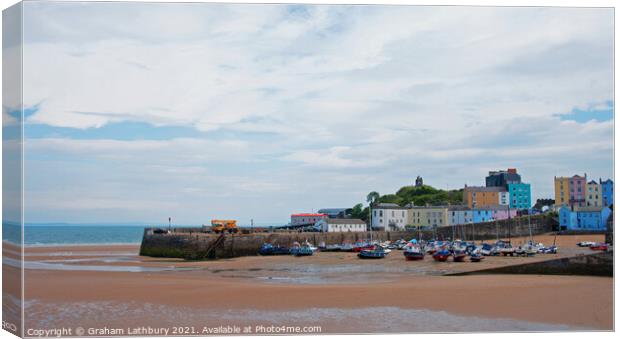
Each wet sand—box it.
[3,233,613,334]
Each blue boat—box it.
[470,253,484,262]
[290,242,314,256]
[258,243,290,256]
[358,246,386,259]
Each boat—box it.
[403,245,425,261]
[321,244,342,252]
[432,248,450,262]
[452,250,467,262]
[470,248,484,262]
[352,242,374,252]
[340,243,354,252]
[290,242,314,256]
[358,246,386,259]
[258,243,290,256]
[577,241,596,247]
[589,243,608,251]
[480,243,494,256]
[451,241,467,262]
[303,240,318,252]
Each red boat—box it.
[452,253,467,262]
[352,243,374,252]
[589,243,608,251]
[432,249,450,262]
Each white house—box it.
[314,218,367,233]
[498,191,510,206]
[371,203,408,231]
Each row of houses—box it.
[463,168,532,210]
[554,174,614,231]
[290,203,519,233]
[287,171,614,233]
[371,203,518,231]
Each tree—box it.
[350,203,364,218]
[366,191,380,206]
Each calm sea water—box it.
[2,224,161,246]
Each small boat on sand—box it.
[320,244,342,252]
[258,243,290,255]
[358,246,386,259]
[589,243,608,251]
[403,245,425,261]
[432,248,450,262]
[451,241,468,262]
[290,242,314,256]
[577,241,596,247]
[480,243,493,256]
[340,243,354,252]
[353,242,374,253]
[452,250,467,262]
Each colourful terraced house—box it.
[559,205,612,231]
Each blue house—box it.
[472,209,493,223]
[600,178,614,207]
[507,183,531,210]
[559,206,611,231]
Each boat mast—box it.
[368,201,373,243]
[528,213,533,243]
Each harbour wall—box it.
[140,214,555,260]
[448,251,613,277]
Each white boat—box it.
[303,240,318,252]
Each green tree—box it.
[366,191,380,206]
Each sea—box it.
[1,223,197,246]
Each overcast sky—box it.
[12,2,614,225]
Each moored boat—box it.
[258,243,290,256]
[470,253,484,262]
[589,243,609,251]
[480,243,493,256]
[358,246,386,259]
[432,248,450,262]
[403,245,425,261]
[321,244,342,252]
[352,242,374,252]
[452,250,467,262]
[290,241,314,256]
[340,243,354,252]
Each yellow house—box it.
[554,176,570,207]
[586,180,602,207]
[408,206,449,228]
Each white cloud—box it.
[15,3,614,223]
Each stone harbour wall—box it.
[140,214,556,260]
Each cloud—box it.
[14,3,614,223]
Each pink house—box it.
[569,174,587,207]
[491,207,518,221]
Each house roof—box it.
[374,203,408,210]
[291,213,327,217]
[463,186,507,193]
[318,208,351,214]
[326,218,366,225]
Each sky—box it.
[6,2,614,225]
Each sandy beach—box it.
[2,233,613,334]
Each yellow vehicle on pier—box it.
[211,219,238,234]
